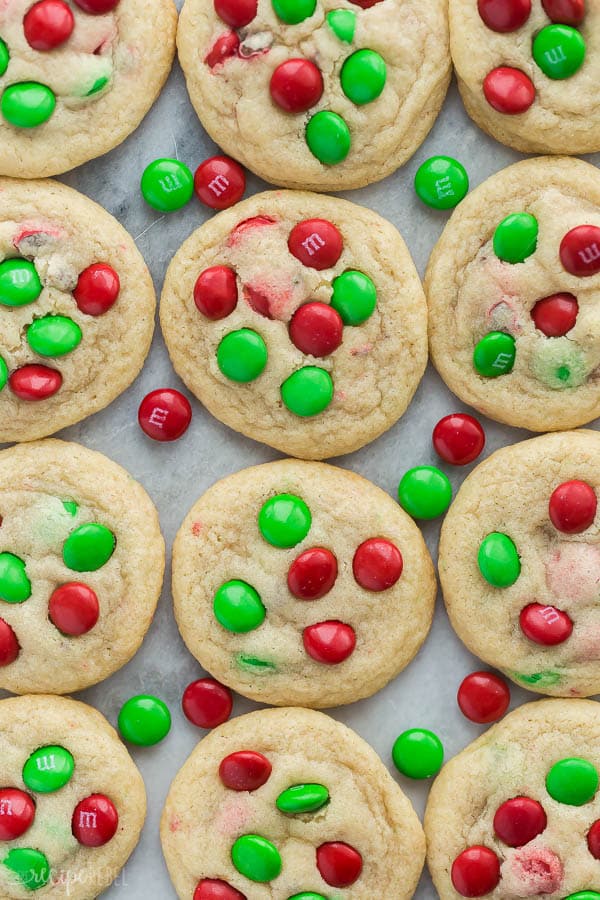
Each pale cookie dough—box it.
[0,0,177,178]
[427,157,600,431]
[439,430,600,698]
[177,0,450,191]
[172,459,436,708]
[450,0,600,154]
[161,706,425,899]
[161,191,428,459]
[0,439,164,694]
[426,699,600,899]
[0,177,156,442]
[0,694,146,899]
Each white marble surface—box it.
[8,4,600,896]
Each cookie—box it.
[0,693,145,899]
[172,459,436,708]
[0,0,177,178]
[177,0,450,191]
[0,438,164,695]
[450,0,600,155]
[160,191,428,459]
[161,706,425,899]
[0,177,156,442]
[438,429,600,698]
[427,157,600,432]
[425,698,600,899]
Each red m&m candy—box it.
[182,678,233,729]
[493,797,547,847]
[303,621,356,664]
[73,263,120,316]
[194,156,246,211]
[219,750,272,791]
[317,842,363,888]
[352,538,403,591]
[549,480,597,533]
[542,0,585,25]
[194,266,238,320]
[214,0,257,28]
[289,302,344,357]
[588,819,600,858]
[194,881,246,900]
[483,67,535,114]
[24,0,74,51]
[451,846,501,897]
[457,671,510,724]
[9,365,62,400]
[531,293,578,336]
[433,413,485,466]
[478,0,531,31]
[287,547,338,599]
[0,618,19,666]
[49,583,99,636]
[519,603,573,646]
[270,59,324,113]
[138,389,192,442]
[560,225,600,277]
[288,219,343,270]
[72,794,118,847]
[72,0,120,12]
[0,789,35,841]
[205,31,240,68]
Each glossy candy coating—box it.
[414,155,469,210]
[214,0,257,28]
[217,329,268,382]
[531,292,578,336]
[141,159,194,213]
[549,480,597,533]
[72,794,118,847]
[303,620,356,664]
[352,538,403,591]
[392,728,444,779]
[0,553,31,603]
[73,0,121,11]
[194,881,246,900]
[138,388,192,441]
[287,547,338,599]
[259,493,311,547]
[1,82,56,127]
[0,259,42,307]
[0,789,35,840]
[316,842,362,888]
[272,0,316,24]
[0,617,19,665]
[23,745,74,792]
[281,367,334,416]
[587,820,600,859]
[205,31,240,69]
[340,49,386,105]
[560,226,600,277]
[0,40,9,77]
[398,466,452,520]
[457,671,510,724]
[451,846,501,897]
[542,0,585,24]
[483,67,535,114]
[118,694,172,746]
[563,894,600,900]
[24,1,74,51]
[74,263,120,316]
[231,834,282,882]
[213,580,266,633]
[49,582,99,635]
[194,266,238,320]
[2,848,49,890]
[276,783,329,814]
[432,414,485,466]
[27,315,82,357]
[182,678,233,729]
[305,111,351,165]
[330,270,376,325]
[194,156,246,210]
[326,8,356,41]
[473,332,516,377]
[478,0,531,31]
[494,212,538,263]
[478,532,521,587]
[288,219,343,270]
[520,603,573,645]
[63,523,115,571]
[9,365,62,400]
[533,24,585,79]
[219,750,272,791]
[493,796,547,847]
[546,757,599,805]
[270,59,324,113]
[289,303,343,357]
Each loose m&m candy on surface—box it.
[141,159,194,212]
[415,156,469,210]
[118,694,171,746]
[194,156,246,210]
[138,388,192,441]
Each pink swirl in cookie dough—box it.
[500,847,563,897]
[13,224,63,249]
[545,543,600,605]
[243,281,293,319]
[214,797,252,836]
[227,215,277,246]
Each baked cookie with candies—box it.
[177,0,450,191]
[450,0,600,155]
[161,191,428,459]
[0,693,145,899]
[0,177,156,442]
[161,706,426,899]
[172,459,436,707]
[427,157,600,431]
[426,699,600,899]
[439,430,600,698]
[0,439,164,695]
[0,0,177,178]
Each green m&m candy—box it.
[0,39,9,77]
[392,728,444,779]
[62,499,79,516]
[140,158,194,213]
[340,49,386,105]
[514,670,561,687]
[23,745,74,793]
[272,0,316,24]
[564,894,600,900]
[0,259,42,307]
[305,111,351,166]
[0,356,7,392]
[398,466,452,520]
[231,834,282,882]
[533,24,585,80]
[331,270,376,325]
[473,331,516,377]
[414,155,469,210]
[276,783,330,814]
[86,75,109,96]
[1,82,56,128]
[2,848,49,891]
[281,367,333,417]
[493,212,538,263]
[63,523,116,572]
[326,9,356,42]
[214,580,266,633]
[237,654,276,672]
[217,328,268,383]
[259,493,312,548]
[118,694,171,746]
[546,757,598,806]
[478,532,521,587]
[288,894,328,900]
[0,553,31,604]
[27,315,82,358]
